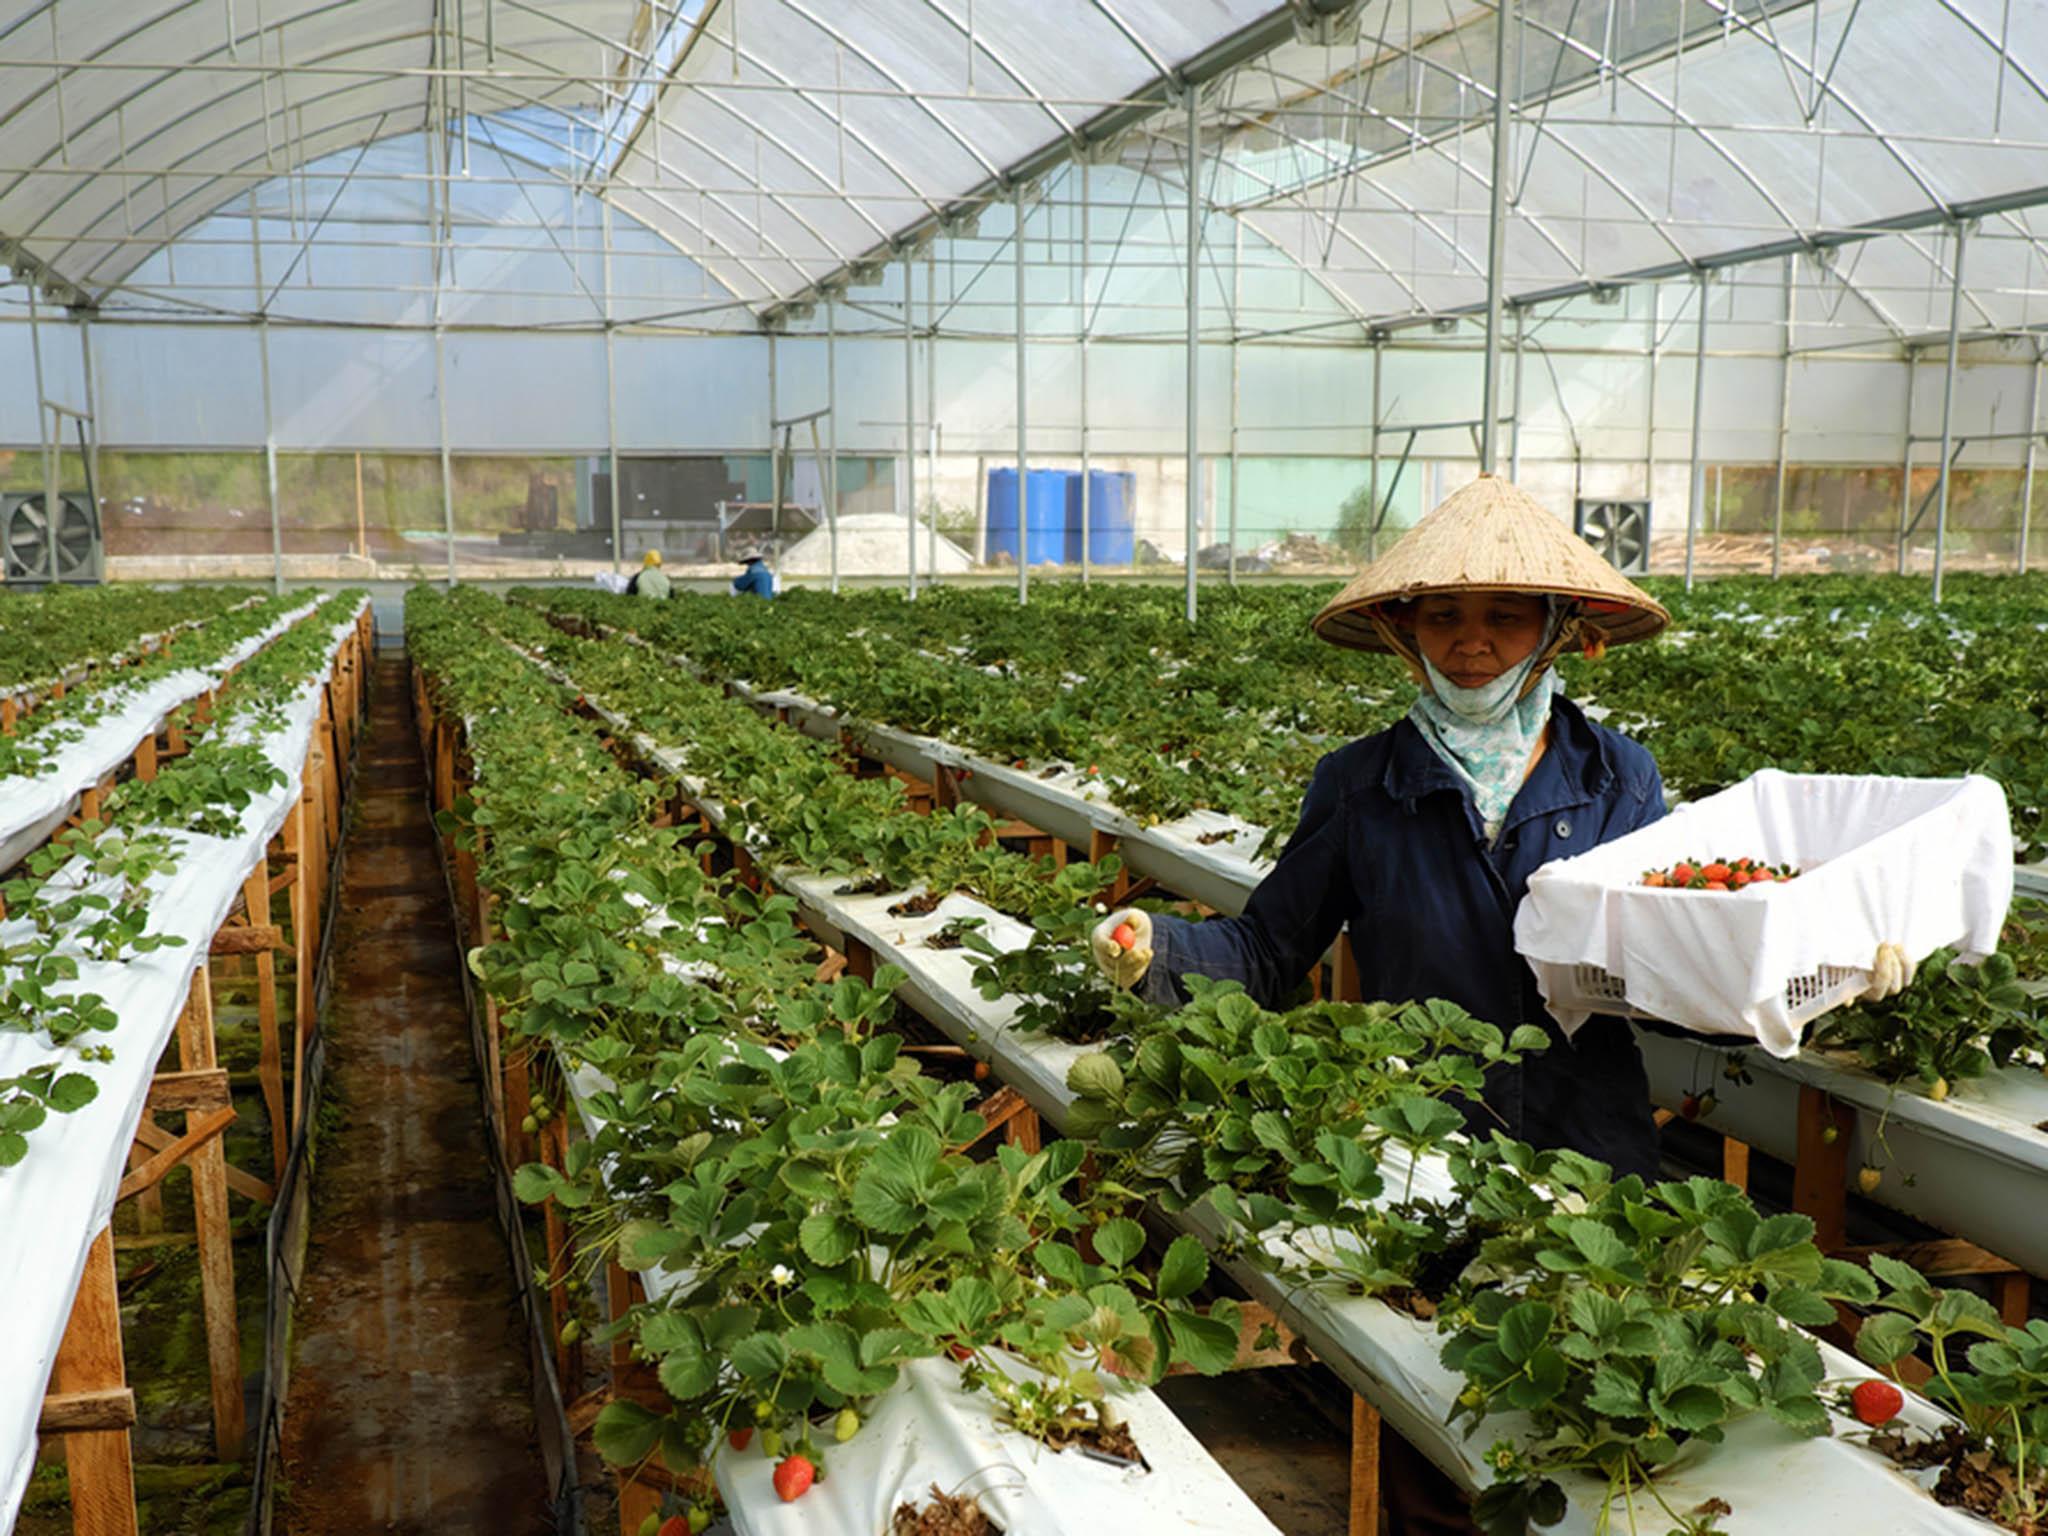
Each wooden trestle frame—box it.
[32,607,370,1536]
[417,661,1379,1534]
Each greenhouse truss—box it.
[0,1,2041,598]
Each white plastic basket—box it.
[1514,770,2014,1055]
[1537,959,1867,1031]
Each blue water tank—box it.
[986,467,1069,565]
[985,467,1020,562]
[1068,469,1136,565]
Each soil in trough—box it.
[892,1485,1001,1535]
[274,654,550,1536]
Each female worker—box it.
[1091,475,1672,1180]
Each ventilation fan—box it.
[1573,499,1651,575]
[4,492,102,585]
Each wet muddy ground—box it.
[275,654,550,1536]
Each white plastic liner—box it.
[713,1355,1279,1536]
[0,598,362,1532]
[758,875,1994,1536]
[1515,771,2014,1054]
[0,598,324,873]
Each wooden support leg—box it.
[1721,1137,1752,1193]
[1003,1103,1042,1155]
[1349,1396,1381,1536]
[49,1228,140,1536]
[1793,1087,1854,1251]
[1334,932,1363,1004]
[842,936,875,984]
[242,865,288,1183]
[541,1117,584,1391]
[1999,1273,2032,1327]
[174,966,246,1462]
[283,801,313,1132]
[133,735,158,782]
[1089,828,1127,900]
[126,1130,165,1235]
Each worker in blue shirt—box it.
[731,546,776,600]
[1094,475,1677,1179]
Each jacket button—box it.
[1555,818,1572,839]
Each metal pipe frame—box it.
[1183,83,1199,626]
[903,255,918,599]
[1770,252,1794,580]
[1478,0,1515,475]
[2022,349,2041,574]
[1684,267,1709,590]
[1014,180,1027,607]
[1930,221,1969,604]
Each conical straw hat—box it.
[1312,475,1669,653]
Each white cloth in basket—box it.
[1513,770,2014,1055]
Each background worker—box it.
[627,549,670,599]
[732,546,776,600]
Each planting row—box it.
[435,588,2043,1536]
[1,593,368,1530]
[0,584,259,699]
[526,572,2048,859]
[409,586,1290,1534]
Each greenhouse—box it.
[3,3,2048,1535]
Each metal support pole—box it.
[827,296,841,593]
[1479,0,1516,474]
[435,324,455,587]
[768,329,782,554]
[258,318,282,595]
[604,197,621,575]
[1931,222,1969,605]
[1080,160,1092,585]
[1508,304,1527,482]
[1898,350,1916,577]
[903,260,918,599]
[78,317,103,581]
[1367,338,1383,561]
[927,246,939,585]
[1771,254,1794,580]
[25,282,58,583]
[1685,269,1709,591]
[2021,351,2041,574]
[1228,217,1241,585]
[1015,182,1029,606]
[1184,85,1201,625]
[245,193,283,592]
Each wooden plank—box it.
[175,965,246,1463]
[208,923,286,956]
[1833,1238,2021,1278]
[144,1069,231,1114]
[49,1228,139,1536]
[38,1389,137,1435]
[1721,1137,1752,1192]
[130,1119,274,1205]
[1793,1086,1854,1251]
[1348,1395,1381,1536]
[243,864,287,1182]
[115,1107,236,1201]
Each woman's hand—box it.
[1862,941,1916,1001]
[1090,909,1154,990]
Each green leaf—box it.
[1497,1301,1554,1367]
[656,1318,715,1400]
[800,1211,861,1267]
[592,1398,663,1466]
[1156,1235,1209,1302]
[1854,1312,1921,1367]
[1584,1363,1645,1418]
[45,1074,98,1113]
[1165,1307,1241,1377]
[1094,1216,1146,1269]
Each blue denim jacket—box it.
[1142,694,1667,1178]
[732,563,776,599]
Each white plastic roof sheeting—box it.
[0,1,2045,346]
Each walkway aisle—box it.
[278,653,551,1536]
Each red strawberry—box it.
[773,1454,816,1502]
[728,1427,753,1451]
[1671,862,1695,884]
[1704,880,1729,891]
[1111,923,1136,951]
[658,1518,690,1536]
[1702,862,1731,884]
[1679,1094,1703,1121]
[1730,870,1751,888]
[1851,1379,1903,1426]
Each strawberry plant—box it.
[1852,1254,2048,1532]
[1809,949,2045,1095]
[1438,1147,1878,1535]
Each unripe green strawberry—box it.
[834,1407,860,1442]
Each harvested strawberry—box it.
[1704,880,1729,891]
[1701,862,1731,884]
[1672,862,1695,884]
[1111,922,1136,951]
[773,1454,817,1502]
[1851,1379,1904,1426]
[727,1427,753,1452]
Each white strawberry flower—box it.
[769,1263,795,1287]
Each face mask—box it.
[1419,646,1548,724]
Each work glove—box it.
[1862,941,1916,1002]
[1090,908,1154,991]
